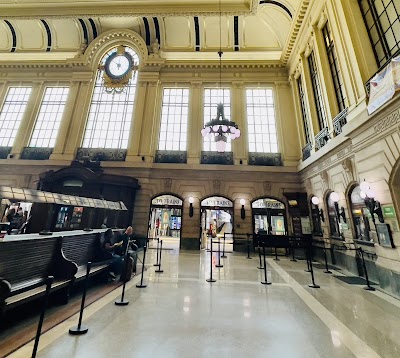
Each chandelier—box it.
[200,0,241,153]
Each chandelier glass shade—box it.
[201,102,241,152]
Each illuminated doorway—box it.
[200,196,234,251]
[148,194,183,249]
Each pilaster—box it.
[232,81,247,165]
[187,81,202,164]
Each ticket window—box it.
[252,198,287,235]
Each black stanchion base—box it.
[153,264,160,267]
[304,269,311,273]
[155,269,164,273]
[364,286,376,291]
[115,300,129,306]
[257,266,264,270]
[324,270,332,274]
[274,258,280,261]
[69,325,89,335]
[206,278,216,282]
[136,284,147,288]
[308,284,320,288]
[221,255,227,258]
[246,257,253,259]
[215,264,223,268]
[290,259,297,262]
[261,281,272,285]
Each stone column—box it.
[187,81,202,164]
[232,81,247,165]
[275,81,301,166]
[50,82,80,160]
[63,81,93,160]
[126,77,147,162]
[10,82,45,158]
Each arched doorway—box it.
[200,196,234,251]
[252,197,287,235]
[148,194,183,249]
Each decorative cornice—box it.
[281,0,310,65]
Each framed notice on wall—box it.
[376,223,395,248]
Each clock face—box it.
[104,52,133,80]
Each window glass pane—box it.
[245,88,279,153]
[82,47,139,149]
[0,87,32,147]
[203,88,231,152]
[29,87,69,148]
[308,51,327,130]
[158,88,189,151]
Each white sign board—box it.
[151,195,183,206]
[252,198,285,210]
[201,196,233,208]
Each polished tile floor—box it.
[9,246,400,358]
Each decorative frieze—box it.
[374,108,400,134]
[20,147,52,160]
[248,152,283,166]
[76,148,127,162]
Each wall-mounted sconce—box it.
[311,196,324,222]
[330,191,346,223]
[359,181,384,225]
[240,198,246,220]
[189,196,194,217]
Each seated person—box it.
[117,226,138,274]
[103,228,124,277]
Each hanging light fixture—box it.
[200,0,241,153]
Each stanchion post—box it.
[323,242,332,274]
[261,242,271,285]
[290,240,297,262]
[246,233,252,259]
[257,245,263,269]
[221,233,227,258]
[359,248,375,291]
[115,253,130,306]
[155,240,164,273]
[307,245,320,288]
[154,238,160,267]
[69,262,91,335]
[206,239,216,282]
[136,246,148,288]
[274,247,280,261]
[32,276,53,358]
[304,246,311,272]
[216,236,223,268]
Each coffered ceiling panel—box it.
[242,16,280,50]
[51,19,81,50]
[14,20,45,51]
[164,17,192,50]
[0,22,11,51]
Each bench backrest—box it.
[62,233,102,266]
[0,237,60,286]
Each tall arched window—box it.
[82,46,139,149]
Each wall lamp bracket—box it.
[364,197,384,224]
[240,198,245,220]
[189,197,194,217]
[334,202,347,223]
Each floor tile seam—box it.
[148,276,289,287]
[7,272,147,358]
[267,258,382,358]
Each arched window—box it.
[82,46,139,149]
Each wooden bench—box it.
[61,232,111,282]
[0,236,77,316]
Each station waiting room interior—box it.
[1,0,400,357]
